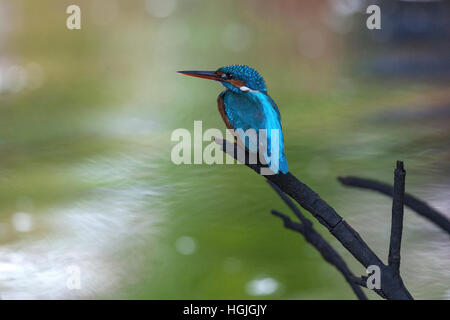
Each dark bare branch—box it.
[268,180,312,227]
[271,209,367,300]
[269,181,367,300]
[216,138,413,300]
[351,275,386,299]
[388,161,406,275]
[337,176,450,235]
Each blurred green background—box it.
[0,0,449,299]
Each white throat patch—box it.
[239,86,252,92]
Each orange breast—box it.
[217,93,232,130]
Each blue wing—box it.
[220,90,289,174]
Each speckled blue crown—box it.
[217,65,267,92]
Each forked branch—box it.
[268,181,367,300]
[217,138,413,299]
[337,176,450,235]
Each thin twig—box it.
[268,182,367,300]
[350,275,386,299]
[388,161,406,275]
[351,275,367,287]
[338,176,450,235]
[271,209,368,300]
[216,138,413,300]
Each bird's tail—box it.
[267,153,289,174]
[278,154,289,174]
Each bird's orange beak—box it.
[177,70,222,81]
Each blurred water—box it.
[0,0,448,299]
[0,110,164,298]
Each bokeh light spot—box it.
[246,277,279,296]
[145,0,177,18]
[175,236,196,255]
[12,212,33,233]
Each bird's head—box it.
[178,65,267,93]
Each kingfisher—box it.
[178,65,289,174]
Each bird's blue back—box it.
[220,89,289,174]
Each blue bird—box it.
[178,65,289,174]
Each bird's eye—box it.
[219,72,233,80]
